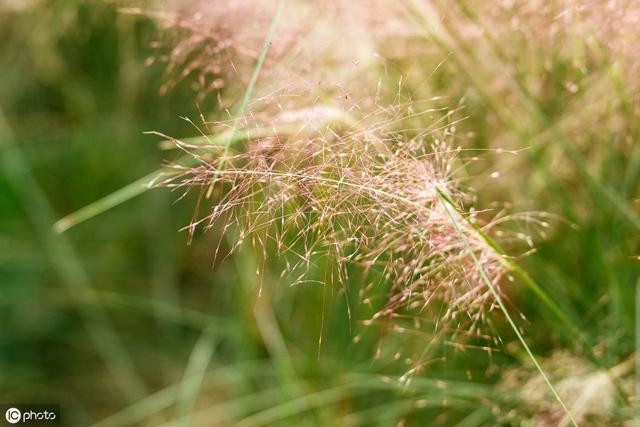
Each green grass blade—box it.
[54,171,160,233]
[436,188,579,427]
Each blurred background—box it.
[0,1,637,426]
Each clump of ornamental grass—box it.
[132,0,574,381]
[117,1,542,339]
[124,0,583,421]
[158,107,514,332]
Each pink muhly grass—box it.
[131,0,545,346]
[134,1,581,421]
[160,111,509,327]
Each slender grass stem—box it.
[435,190,579,339]
[436,187,579,427]
[217,0,287,166]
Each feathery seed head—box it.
[164,111,509,326]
